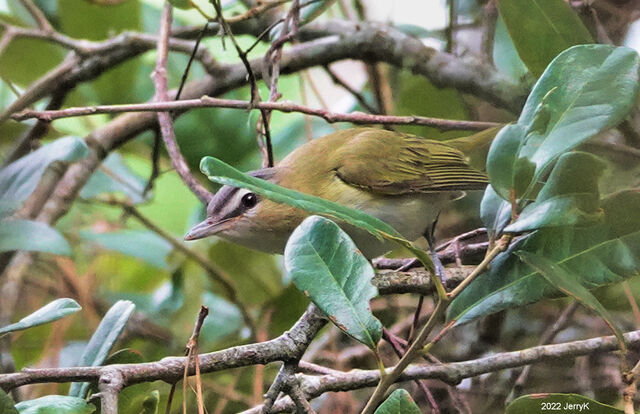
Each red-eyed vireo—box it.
[184,127,495,259]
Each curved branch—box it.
[152,3,211,205]
[246,329,640,413]
[3,324,639,409]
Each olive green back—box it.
[328,128,493,195]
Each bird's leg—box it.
[424,215,447,283]
[395,216,448,276]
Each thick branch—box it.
[3,326,639,399]
[248,330,640,413]
[0,305,326,390]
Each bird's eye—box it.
[241,192,258,208]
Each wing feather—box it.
[332,129,488,195]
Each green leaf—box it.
[516,251,625,348]
[0,388,18,414]
[80,153,149,204]
[537,152,605,200]
[15,396,95,414]
[104,348,144,365]
[0,220,71,255]
[79,230,173,270]
[505,152,605,233]
[486,124,527,200]
[374,389,422,414]
[498,0,593,77]
[506,393,623,414]
[505,194,603,233]
[480,185,511,238]
[0,137,88,208]
[518,45,640,181]
[69,300,135,398]
[0,298,81,336]
[447,190,640,324]
[140,390,160,414]
[0,37,64,88]
[493,15,529,81]
[284,216,382,349]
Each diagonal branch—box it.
[152,3,212,205]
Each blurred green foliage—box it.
[1,0,639,412]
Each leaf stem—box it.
[361,298,446,414]
[448,234,511,300]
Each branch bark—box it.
[152,3,212,205]
[12,96,501,131]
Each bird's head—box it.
[183,168,300,253]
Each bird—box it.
[184,127,495,260]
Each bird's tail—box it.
[445,126,502,171]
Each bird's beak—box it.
[184,218,232,241]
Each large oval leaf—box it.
[498,0,593,77]
[518,45,639,180]
[0,137,88,208]
[448,190,640,324]
[486,45,639,204]
[0,219,71,255]
[374,389,422,414]
[284,216,382,349]
[69,300,135,398]
[486,123,527,200]
[0,298,81,336]
[504,152,605,233]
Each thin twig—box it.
[2,89,68,167]
[324,65,379,114]
[176,22,210,101]
[447,234,511,299]
[382,328,441,414]
[13,96,502,131]
[211,0,275,167]
[256,0,300,168]
[98,369,124,414]
[362,299,447,414]
[18,0,53,32]
[623,359,640,414]
[152,2,212,205]
[183,306,209,414]
[143,130,162,196]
